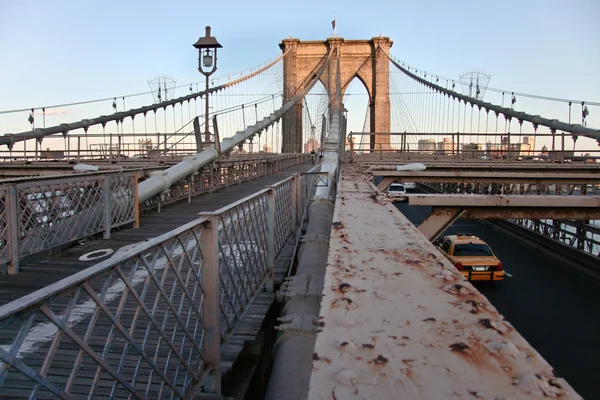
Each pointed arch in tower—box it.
[279,36,392,153]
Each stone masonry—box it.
[279,37,393,153]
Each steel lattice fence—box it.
[0,222,210,399]
[0,173,301,397]
[0,173,137,272]
[273,181,293,256]
[0,188,9,265]
[109,175,137,228]
[512,218,600,256]
[16,176,107,258]
[215,193,269,338]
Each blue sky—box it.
[0,0,599,150]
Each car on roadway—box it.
[386,183,407,197]
[435,233,504,281]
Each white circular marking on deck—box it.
[79,248,114,261]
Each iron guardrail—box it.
[0,173,302,398]
[510,218,600,256]
[0,172,138,274]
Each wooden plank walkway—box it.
[0,163,311,398]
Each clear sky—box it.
[1,0,599,149]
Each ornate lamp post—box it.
[193,26,222,148]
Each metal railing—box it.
[0,173,303,398]
[510,218,600,256]
[141,154,311,213]
[0,172,138,274]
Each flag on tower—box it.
[331,18,336,30]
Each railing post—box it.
[103,177,111,239]
[199,216,221,393]
[134,173,140,229]
[7,186,20,274]
[266,187,276,293]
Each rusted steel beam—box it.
[460,207,600,220]
[375,177,396,192]
[309,164,581,399]
[408,194,600,207]
[417,206,466,241]
[376,170,600,184]
[366,164,600,173]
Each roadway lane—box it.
[395,200,600,399]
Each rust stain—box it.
[372,355,389,365]
[338,282,352,292]
[466,299,481,314]
[445,284,472,296]
[450,342,470,352]
[478,318,505,335]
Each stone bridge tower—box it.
[279,36,393,153]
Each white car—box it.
[387,183,407,197]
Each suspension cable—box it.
[381,46,600,141]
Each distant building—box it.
[522,136,535,156]
[462,143,483,158]
[417,139,436,154]
[436,137,454,154]
[304,137,320,153]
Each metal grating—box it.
[273,181,293,256]
[16,177,106,258]
[216,193,269,339]
[109,175,137,228]
[0,188,9,265]
[0,221,210,399]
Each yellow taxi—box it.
[435,233,504,281]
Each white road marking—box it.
[504,271,513,278]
